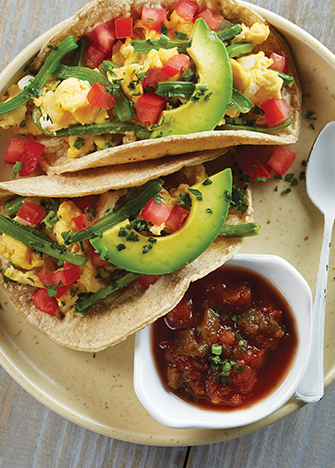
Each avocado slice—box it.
[150,18,232,139]
[89,168,232,275]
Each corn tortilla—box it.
[25,0,301,175]
[0,152,254,351]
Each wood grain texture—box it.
[0,0,335,466]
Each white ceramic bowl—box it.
[134,254,313,429]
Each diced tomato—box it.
[260,98,291,127]
[87,82,115,110]
[165,204,189,232]
[3,138,45,176]
[140,198,171,226]
[267,147,296,176]
[55,285,69,299]
[238,147,271,181]
[269,52,288,73]
[73,212,96,231]
[92,250,111,268]
[194,8,223,30]
[174,0,198,22]
[84,43,108,69]
[115,17,133,38]
[31,288,58,316]
[73,195,100,211]
[53,263,81,287]
[90,20,116,52]
[141,68,170,89]
[161,54,190,77]
[3,139,27,164]
[141,5,167,33]
[38,268,54,286]
[136,92,166,126]
[17,202,46,225]
[136,274,160,290]
[26,139,45,159]
[19,139,45,177]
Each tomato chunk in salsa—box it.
[152,266,297,410]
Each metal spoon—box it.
[295,120,335,403]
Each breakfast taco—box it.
[0,152,257,351]
[0,0,301,176]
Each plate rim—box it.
[0,0,335,445]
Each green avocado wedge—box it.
[89,169,232,275]
[150,18,232,139]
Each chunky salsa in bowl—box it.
[134,254,312,429]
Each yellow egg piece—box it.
[0,234,44,270]
[231,52,283,107]
[231,23,270,46]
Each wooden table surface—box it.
[1,0,335,466]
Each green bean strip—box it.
[4,196,25,214]
[230,88,254,113]
[276,70,294,87]
[155,81,208,99]
[226,42,254,58]
[217,119,292,134]
[131,36,192,54]
[0,36,78,115]
[74,272,140,315]
[64,179,164,245]
[74,272,140,314]
[52,64,134,122]
[219,223,260,237]
[32,107,149,139]
[0,215,87,266]
[73,37,89,67]
[55,120,150,139]
[101,60,121,73]
[217,24,242,42]
[52,63,111,87]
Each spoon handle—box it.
[295,214,334,403]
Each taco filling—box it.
[0,163,258,321]
[0,0,299,175]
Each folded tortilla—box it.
[0,0,301,175]
[0,151,254,351]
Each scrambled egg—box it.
[111,42,178,102]
[230,51,283,107]
[0,234,44,270]
[231,23,270,46]
[0,84,27,129]
[39,77,108,131]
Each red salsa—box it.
[152,265,297,410]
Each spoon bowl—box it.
[306,120,335,215]
[295,120,335,403]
